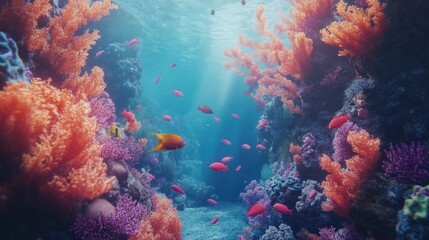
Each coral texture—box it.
[0,80,113,205]
[89,95,116,129]
[320,129,380,217]
[320,0,388,57]
[0,31,28,87]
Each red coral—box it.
[319,129,380,217]
[0,80,113,207]
[130,195,183,240]
[320,0,388,58]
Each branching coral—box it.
[224,6,313,114]
[62,66,106,99]
[320,129,380,217]
[130,195,183,240]
[0,80,113,206]
[320,0,388,58]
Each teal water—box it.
[114,0,292,200]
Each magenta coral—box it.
[98,136,143,165]
[89,96,116,129]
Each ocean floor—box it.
[180,202,247,240]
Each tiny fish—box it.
[211,216,219,224]
[256,144,266,150]
[170,63,176,68]
[171,184,185,195]
[198,105,213,114]
[148,174,155,181]
[221,139,231,145]
[155,76,160,85]
[211,9,215,15]
[328,114,350,129]
[221,156,233,163]
[121,109,136,123]
[273,203,293,215]
[257,120,268,128]
[247,203,265,217]
[136,105,142,111]
[207,199,218,205]
[172,90,184,97]
[213,117,221,122]
[101,91,109,98]
[127,38,138,46]
[232,113,240,119]
[162,115,172,121]
[150,157,159,165]
[235,165,241,172]
[95,50,105,57]
[242,0,246,6]
[209,162,228,172]
[241,144,251,150]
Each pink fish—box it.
[209,162,228,172]
[273,203,293,215]
[308,189,317,199]
[211,216,219,224]
[213,117,221,122]
[148,174,155,181]
[127,38,138,46]
[242,0,246,6]
[162,115,172,121]
[256,144,266,150]
[241,144,251,150]
[155,76,160,85]
[232,113,240,119]
[170,63,176,68]
[207,199,218,205]
[221,139,231,145]
[247,203,265,217]
[171,184,185,195]
[235,165,241,172]
[172,90,184,97]
[257,120,268,128]
[150,157,159,165]
[221,156,233,163]
[95,50,105,57]
[198,105,213,114]
[136,105,142,111]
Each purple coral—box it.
[240,180,267,206]
[295,180,326,212]
[72,194,146,240]
[98,136,143,165]
[89,96,116,129]
[320,66,343,88]
[332,121,360,163]
[382,142,429,185]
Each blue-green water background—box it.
[115,0,291,201]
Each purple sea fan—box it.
[90,96,116,129]
[332,121,360,163]
[72,194,147,240]
[383,142,429,185]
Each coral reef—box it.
[0,31,28,87]
[261,223,297,240]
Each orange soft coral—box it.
[319,129,380,217]
[0,0,117,86]
[320,0,388,58]
[62,66,106,99]
[130,195,183,240]
[278,32,313,79]
[0,80,113,206]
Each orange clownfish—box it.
[328,114,350,129]
[151,133,186,151]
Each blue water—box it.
[114,0,291,200]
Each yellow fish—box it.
[108,125,121,138]
[152,133,186,151]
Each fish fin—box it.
[151,133,164,151]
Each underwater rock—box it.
[108,161,129,184]
[85,198,116,219]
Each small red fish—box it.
[136,105,142,111]
[273,203,293,215]
[127,38,138,46]
[241,144,251,150]
[207,199,218,205]
[221,139,231,145]
[221,156,233,163]
[211,216,219,224]
[308,189,317,199]
[148,174,155,181]
[198,105,213,114]
[171,184,185,195]
[257,120,268,128]
[256,144,266,150]
[235,165,241,172]
[209,162,228,172]
[101,91,109,98]
[247,203,265,217]
[232,113,240,119]
[170,63,176,68]
[328,114,350,129]
[155,76,160,85]
[213,117,221,122]
[95,50,105,57]
[172,90,184,97]
[121,109,136,123]
[162,115,172,121]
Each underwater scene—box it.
[0,0,429,239]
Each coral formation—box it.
[0,31,27,87]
